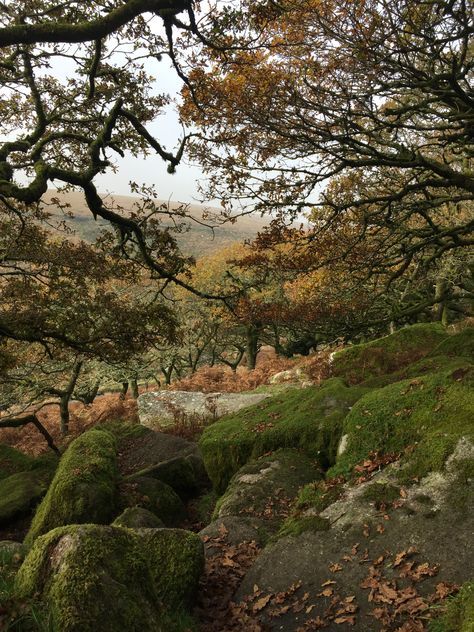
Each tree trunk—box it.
[245,324,261,370]
[60,359,83,436]
[130,378,139,399]
[434,279,449,325]
[119,381,129,400]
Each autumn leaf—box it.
[253,594,272,612]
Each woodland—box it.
[0,1,473,631]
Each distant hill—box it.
[40,190,268,258]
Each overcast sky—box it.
[95,59,209,205]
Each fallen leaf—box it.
[253,594,272,612]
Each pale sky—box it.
[95,58,209,205]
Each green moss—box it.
[194,490,218,526]
[276,515,330,540]
[430,582,474,632]
[361,482,401,508]
[295,479,345,513]
[25,429,118,547]
[429,328,474,361]
[0,444,37,479]
[0,469,53,525]
[329,363,474,480]
[0,544,52,631]
[199,379,369,493]
[119,476,185,526]
[332,323,448,385]
[140,528,204,610]
[112,507,164,529]
[16,525,163,632]
[99,419,149,445]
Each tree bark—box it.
[119,381,129,400]
[59,359,83,436]
[130,378,139,399]
[245,324,261,370]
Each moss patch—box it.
[332,323,448,385]
[119,476,185,526]
[329,363,474,480]
[199,379,369,493]
[0,469,53,526]
[430,581,474,632]
[294,478,345,513]
[24,429,118,546]
[139,528,204,610]
[275,515,330,540]
[361,482,401,508]
[112,506,164,529]
[0,444,37,480]
[15,524,203,632]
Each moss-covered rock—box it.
[15,524,204,632]
[214,450,321,529]
[330,362,474,480]
[126,455,199,498]
[112,507,164,529]
[119,476,185,526]
[0,444,37,480]
[0,469,53,525]
[24,429,118,546]
[199,379,369,493]
[139,528,204,609]
[276,515,330,539]
[16,525,163,632]
[331,323,448,384]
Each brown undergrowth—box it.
[0,394,138,456]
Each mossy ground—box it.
[24,429,118,546]
[332,323,448,384]
[329,362,474,480]
[199,379,369,493]
[429,327,474,361]
[275,515,330,540]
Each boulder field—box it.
[0,323,472,631]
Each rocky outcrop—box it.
[201,450,322,552]
[138,390,270,429]
[199,379,369,493]
[233,438,474,631]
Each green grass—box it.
[199,378,370,493]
